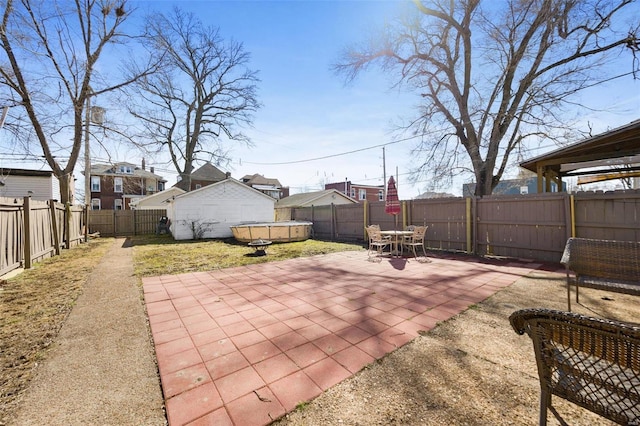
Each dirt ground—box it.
[273,269,639,426]
[2,241,639,425]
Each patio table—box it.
[380,230,413,257]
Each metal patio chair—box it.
[402,225,428,259]
[365,225,391,259]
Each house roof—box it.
[173,162,229,190]
[241,173,282,188]
[520,119,640,180]
[191,162,228,181]
[276,189,356,207]
[89,162,165,181]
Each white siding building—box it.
[0,169,62,201]
[167,178,275,240]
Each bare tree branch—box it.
[124,7,260,189]
[0,0,155,203]
[335,0,639,196]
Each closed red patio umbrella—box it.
[385,175,401,216]
[385,175,401,236]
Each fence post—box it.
[471,196,478,255]
[402,201,407,229]
[363,200,368,240]
[23,196,32,269]
[65,202,72,249]
[563,193,575,240]
[466,197,472,254]
[49,200,61,255]
[84,205,88,242]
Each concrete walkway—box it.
[143,251,543,426]
[10,238,165,426]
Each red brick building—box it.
[325,181,384,203]
[88,161,166,210]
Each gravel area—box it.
[7,238,165,426]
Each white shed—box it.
[167,178,275,240]
[0,168,61,201]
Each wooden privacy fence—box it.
[0,197,85,277]
[291,190,640,263]
[87,209,167,237]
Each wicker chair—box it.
[402,225,428,259]
[509,308,640,425]
[561,238,640,311]
[365,225,391,259]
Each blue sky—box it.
[3,0,639,199]
[133,0,421,197]
[130,0,639,198]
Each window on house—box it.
[90,176,100,192]
[359,189,367,200]
[118,165,133,174]
[158,182,165,191]
[378,190,384,201]
[350,188,355,198]
[91,199,101,210]
[195,184,202,189]
[114,177,123,193]
[114,199,123,210]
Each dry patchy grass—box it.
[0,238,112,423]
[130,234,364,277]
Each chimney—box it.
[141,158,146,170]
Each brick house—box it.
[325,181,384,203]
[88,161,166,210]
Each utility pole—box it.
[83,94,105,207]
[382,146,387,198]
[84,95,91,206]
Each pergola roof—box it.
[520,119,640,191]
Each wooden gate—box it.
[88,209,166,236]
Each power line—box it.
[242,133,425,165]
[240,72,638,168]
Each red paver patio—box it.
[143,250,548,426]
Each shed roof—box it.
[129,187,185,207]
[519,119,640,191]
[276,189,356,207]
[0,168,55,178]
[171,177,276,203]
